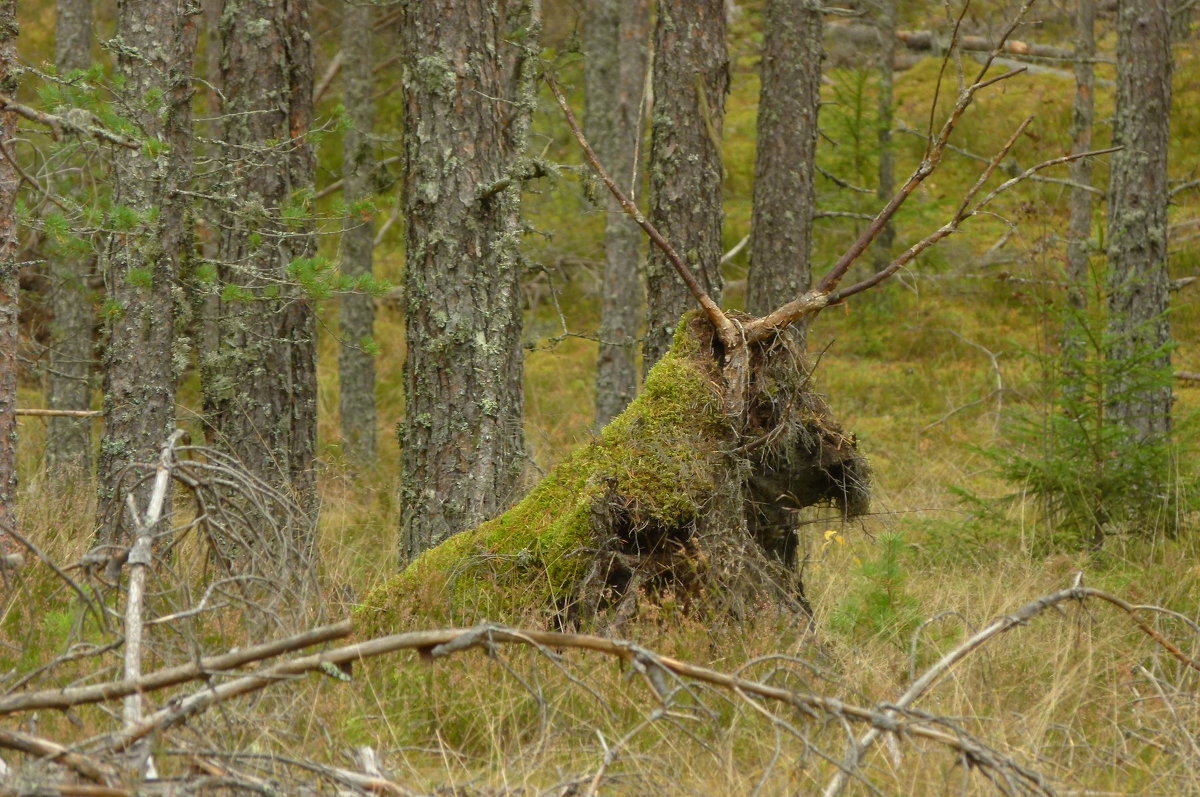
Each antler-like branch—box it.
[546,77,739,348]
[741,0,1039,344]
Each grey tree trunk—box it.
[399,1,540,561]
[338,0,377,464]
[45,0,94,479]
[54,0,90,70]
[746,0,822,339]
[96,0,197,537]
[874,0,897,271]
[586,0,650,429]
[1105,0,1173,505]
[1066,0,1095,317]
[644,0,727,372]
[0,0,19,562]
[207,0,319,536]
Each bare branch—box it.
[0,621,352,715]
[829,144,1120,305]
[546,76,737,347]
[823,582,1200,796]
[738,0,1038,345]
[0,727,117,785]
[95,622,1047,795]
[14,408,101,417]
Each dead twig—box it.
[15,408,101,417]
[546,76,737,349]
[0,727,117,785]
[0,621,351,714]
[94,623,1049,793]
[823,582,1200,797]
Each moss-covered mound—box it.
[357,315,869,636]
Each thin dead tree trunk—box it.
[1105,0,1173,524]
[97,0,197,540]
[586,0,650,429]
[643,0,728,372]
[338,0,378,464]
[45,0,95,479]
[874,0,898,271]
[398,1,540,561]
[746,0,823,344]
[208,0,319,540]
[1066,0,1095,317]
[0,0,18,568]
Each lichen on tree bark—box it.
[96,0,197,538]
[0,0,19,562]
[398,0,541,562]
[206,0,319,546]
[747,0,823,347]
[1105,0,1173,518]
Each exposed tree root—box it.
[361,315,870,633]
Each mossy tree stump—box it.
[360,315,868,634]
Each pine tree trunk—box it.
[644,0,727,371]
[1105,0,1173,515]
[586,0,649,429]
[45,0,94,479]
[746,0,822,340]
[97,0,197,538]
[1066,0,1095,316]
[398,1,539,561]
[208,0,319,534]
[0,0,19,564]
[338,0,377,464]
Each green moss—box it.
[356,318,730,635]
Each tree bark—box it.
[1066,0,1095,316]
[0,0,18,565]
[338,0,377,464]
[746,0,822,342]
[207,0,319,537]
[398,1,540,561]
[644,0,727,372]
[586,0,650,429]
[1105,0,1173,512]
[96,0,197,538]
[45,0,94,479]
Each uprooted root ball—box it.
[358,314,869,636]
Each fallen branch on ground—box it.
[822,581,1200,797]
[0,621,352,715]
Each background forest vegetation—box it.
[2,0,1199,794]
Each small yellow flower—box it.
[820,529,844,553]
